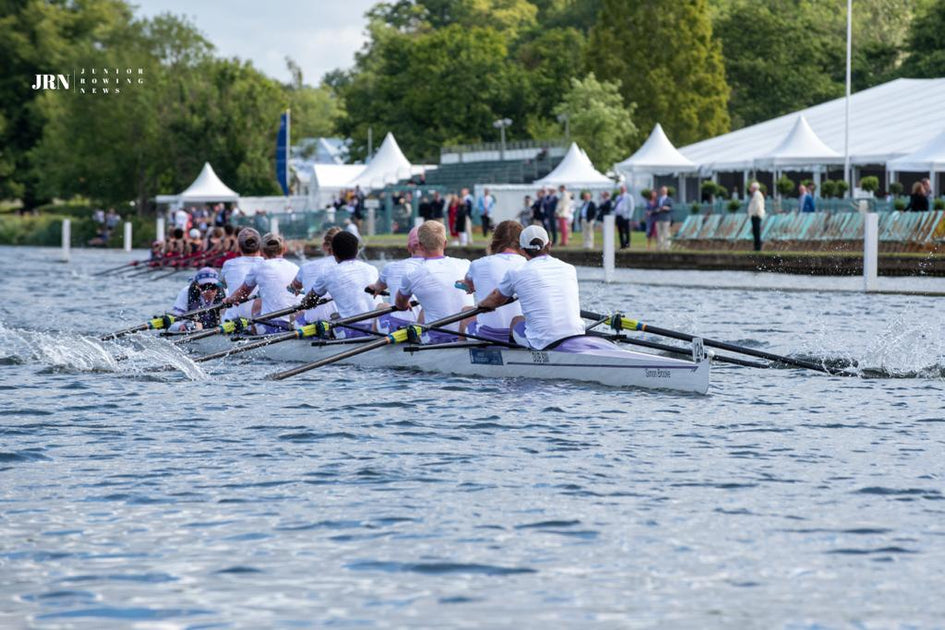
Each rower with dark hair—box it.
[478,224,584,349]
[305,230,380,338]
[222,233,300,333]
[289,227,341,324]
[219,227,264,323]
[461,220,526,343]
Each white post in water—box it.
[123,221,132,252]
[60,219,71,262]
[602,213,615,283]
[864,212,878,292]
[156,216,165,242]
[270,217,280,236]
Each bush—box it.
[776,175,796,196]
[690,202,701,214]
[715,185,729,199]
[889,181,904,196]
[859,176,880,196]
[893,199,906,211]
[727,199,741,213]
[666,186,677,198]
[800,178,814,188]
[700,180,718,198]
[835,180,850,197]
[935,199,945,211]
[820,180,837,198]
[640,188,652,200]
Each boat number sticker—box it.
[530,351,550,364]
[469,348,504,366]
[645,369,671,379]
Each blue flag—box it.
[275,111,289,195]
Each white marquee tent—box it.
[614,123,697,176]
[679,78,945,172]
[534,142,613,187]
[309,164,368,208]
[347,132,420,190]
[156,162,239,205]
[887,129,945,172]
[753,115,843,170]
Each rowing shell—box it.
[175,333,712,394]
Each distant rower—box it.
[478,225,585,349]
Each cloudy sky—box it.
[133,0,380,85]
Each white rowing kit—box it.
[466,252,525,330]
[310,259,379,318]
[295,256,338,322]
[398,256,473,333]
[242,258,301,322]
[220,255,263,321]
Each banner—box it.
[275,110,289,196]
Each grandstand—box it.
[421,153,562,192]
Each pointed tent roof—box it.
[177,162,240,202]
[887,129,945,172]
[753,115,843,169]
[347,132,413,189]
[533,143,613,186]
[615,123,696,175]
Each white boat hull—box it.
[176,334,711,394]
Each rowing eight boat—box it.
[171,332,712,394]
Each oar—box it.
[268,306,487,381]
[194,303,407,364]
[93,258,151,276]
[150,250,223,280]
[586,331,768,369]
[580,310,847,375]
[174,297,331,345]
[99,294,256,341]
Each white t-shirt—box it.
[171,286,191,314]
[465,252,524,329]
[311,259,379,318]
[399,256,472,332]
[294,256,339,323]
[497,255,584,350]
[242,258,301,321]
[379,256,423,321]
[220,255,263,321]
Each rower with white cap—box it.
[478,224,585,349]
[222,233,301,333]
[393,221,473,342]
[219,227,264,322]
[168,267,225,332]
[460,220,526,343]
[367,226,423,333]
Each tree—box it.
[899,0,945,77]
[587,0,730,148]
[514,27,586,129]
[283,58,342,139]
[552,73,636,171]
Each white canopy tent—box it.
[156,162,240,206]
[533,142,613,187]
[309,164,368,208]
[615,123,697,176]
[347,132,419,190]
[753,115,843,170]
[887,129,945,196]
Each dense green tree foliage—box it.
[553,73,636,171]
[899,0,945,77]
[586,0,730,146]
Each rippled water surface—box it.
[2,246,945,628]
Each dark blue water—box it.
[2,246,944,628]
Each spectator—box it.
[556,184,573,246]
[430,191,445,223]
[460,188,474,246]
[747,181,766,251]
[904,181,930,212]
[799,184,815,213]
[104,208,120,240]
[579,191,598,249]
[644,190,658,250]
[613,185,634,249]
[477,187,495,237]
[597,190,612,218]
[656,186,674,251]
[531,189,545,226]
[542,187,559,244]
[520,195,533,226]
[447,194,460,244]
[418,194,432,222]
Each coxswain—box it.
[477,225,585,349]
[288,227,340,324]
[167,267,225,332]
[306,231,379,338]
[222,224,239,252]
[219,228,264,322]
[222,233,301,333]
[461,220,525,343]
[367,226,423,333]
[393,220,472,342]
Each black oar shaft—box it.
[194,330,299,362]
[581,310,837,374]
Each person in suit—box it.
[613,185,634,249]
[542,187,559,245]
[579,190,598,249]
[799,184,815,212]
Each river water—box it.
[2,246,944,629]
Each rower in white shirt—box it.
[222,233,301,333]
[367,226,423,333]
[288,227,340,324]
[478,224,585,349]
[394,220,473,342]
[307,231,380,338]
[219,228,263,322]
[460,220,525,343]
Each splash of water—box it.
[0,321,206,381]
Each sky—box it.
[132,0,380,85]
